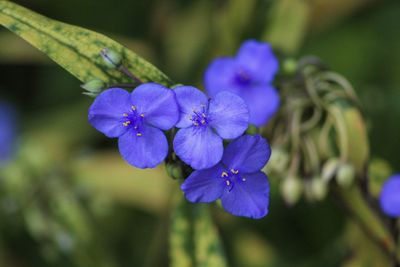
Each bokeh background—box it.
[0,0,399,266]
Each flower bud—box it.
[81,79,105,94]
[321,158,340,183]
[165,163,183,180]
[282,58,297,75]
[336,163,355,188]
[310,176,328,201]
[100,48,122,68]
[281,176,303,206]
[245,124,259,135]
[264,147,289,175]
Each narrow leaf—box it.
[0,1,173,86]
[169,194,227,267]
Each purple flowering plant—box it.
[380,175,400,218]
[181,134,271,218]
[204,40,280,126]
[0,102,17,165]
[173,86,249,170]
[88,83,179,168]
[86,40,280,219]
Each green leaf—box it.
[0,1,173,86]
[169,194,227,267]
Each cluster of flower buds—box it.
[265,57,369,205]
[87,40,280,218]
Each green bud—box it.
[264,147,289,175]
[81,79,105,94]
[321,158,340,183]
[282,58,297,75]
[245,124,259,135]
[336,163,355,188]
[100,48,122,68]
[310,177,328,201]
[166,163,183,180]
[281,176,303,206]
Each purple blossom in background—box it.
[379,174,400,218]
[88,83,179,168]
[204,40,280,126]
[173,86,249,170]
[0,102,17,165]
[181,135,271,219]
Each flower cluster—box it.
[88,40,279,218]
[379,174,400,218]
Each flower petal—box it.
[222,134,271,173]
[181,164,226,203]
[204,57,239,97]
[88,88,132,137]
[174,86,209,128]
[380,175,400,218]
[173,127,223,170]
[0,102,17,164]
[221,171,270,219]
[236,40,279,84]
[208,91,249,139]
[118,125,168,168]
[130,83,179,130]
[239,85,280,126]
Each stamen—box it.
[131,105,136,110]
[140,114,145,117]
[201,119,206,124]
[123,113,128,117]
[221,171,228,178]
[123,121,131,127]
[230,169,239,174]
[136,133,142,137]
[201,113,206,117]
[226,180,230,186]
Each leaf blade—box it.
[0,1,173,86]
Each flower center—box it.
[121,105,145,137]
[220,168,246,192]
[234,69,252,87]
[189,105,209,127]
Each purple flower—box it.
[88,83,179,168]
[204,40,280,126]
[173,86,249,170]
[379,174,400,218]
[181,134,271,219]
[0,102,17,165]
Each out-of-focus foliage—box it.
[0,0,399,266]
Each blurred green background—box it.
[0,0,399,266]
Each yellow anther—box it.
[230,169,239,174]
[201,113,206,117]
[193,122,199,126]
[201,119,206,124]
[123,121,131,127]
[226,180,231,186]
[123,113,128,117]
[140,113,145,117]
[221,171,228,178]
[131,105,136,110]
[136,133,142,137]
